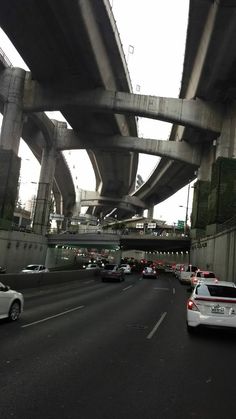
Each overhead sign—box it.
[148,223,156,229]
[177,220,185,229]
[136,223,144,228]
[50,213,64,221]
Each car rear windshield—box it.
[204,272,215,278]
[104,264,116,270]
[196,284,236,298]
[186,265,198,272]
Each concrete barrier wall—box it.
[191,227,236,282]
[1,269,98,291]
[0,230,48,273]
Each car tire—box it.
[8,301,21,321]
[186,324,196,334]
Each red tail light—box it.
[187,299,199,311]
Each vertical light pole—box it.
[179,182,191,236]
[185,182,190,235]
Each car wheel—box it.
[8,301,21,321]
[187,324,196,334]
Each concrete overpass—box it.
[47,231,191,253]
[0,0,139,222]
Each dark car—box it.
[101,264,125,282]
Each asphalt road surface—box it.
[1,271,236,419]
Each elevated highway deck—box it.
[0,0,138,217]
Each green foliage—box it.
[191,180,210,229]
[208,158,236,224]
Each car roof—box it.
[26,264,41,267]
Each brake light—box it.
[187,299,199,311]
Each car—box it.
[120,263,131,274]
[187,280,236,333]
[179,264,198,285]
[173,263,185,280]
[142,266,158,279]
[0,282,24,321]
[21,264,49,273]
[164,264,173,273]
[85,263,100,270]
[190,270,218,289]
[100,264,125,282]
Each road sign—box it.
[177,220,185,229]
[50,213,64,221]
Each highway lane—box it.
[1,272,236,419]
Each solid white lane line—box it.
[153,287,169,291]
[146,312,167,340]
[21,305,85,328]
[122,285,133,291]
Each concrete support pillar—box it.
[0,68,25,226]
[147,206,154,219]
[33,146,57,235]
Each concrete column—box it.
[0,68,26,153]
[147,206,154,219]
[215,102,236,160]
[0,68,25,226]
[33,146,57,235]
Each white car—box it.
[187,280,236,333]
[85,263,99,270]
[179,264,198,284]
[21,264,49,273]
[120,264,131,274]
[0,282,24,321]
[190,270,218,289]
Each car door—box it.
[0,284,10,317]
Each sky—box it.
[0,0,193,225]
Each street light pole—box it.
[185,182,190,236]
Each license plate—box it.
[211,306,225,314]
